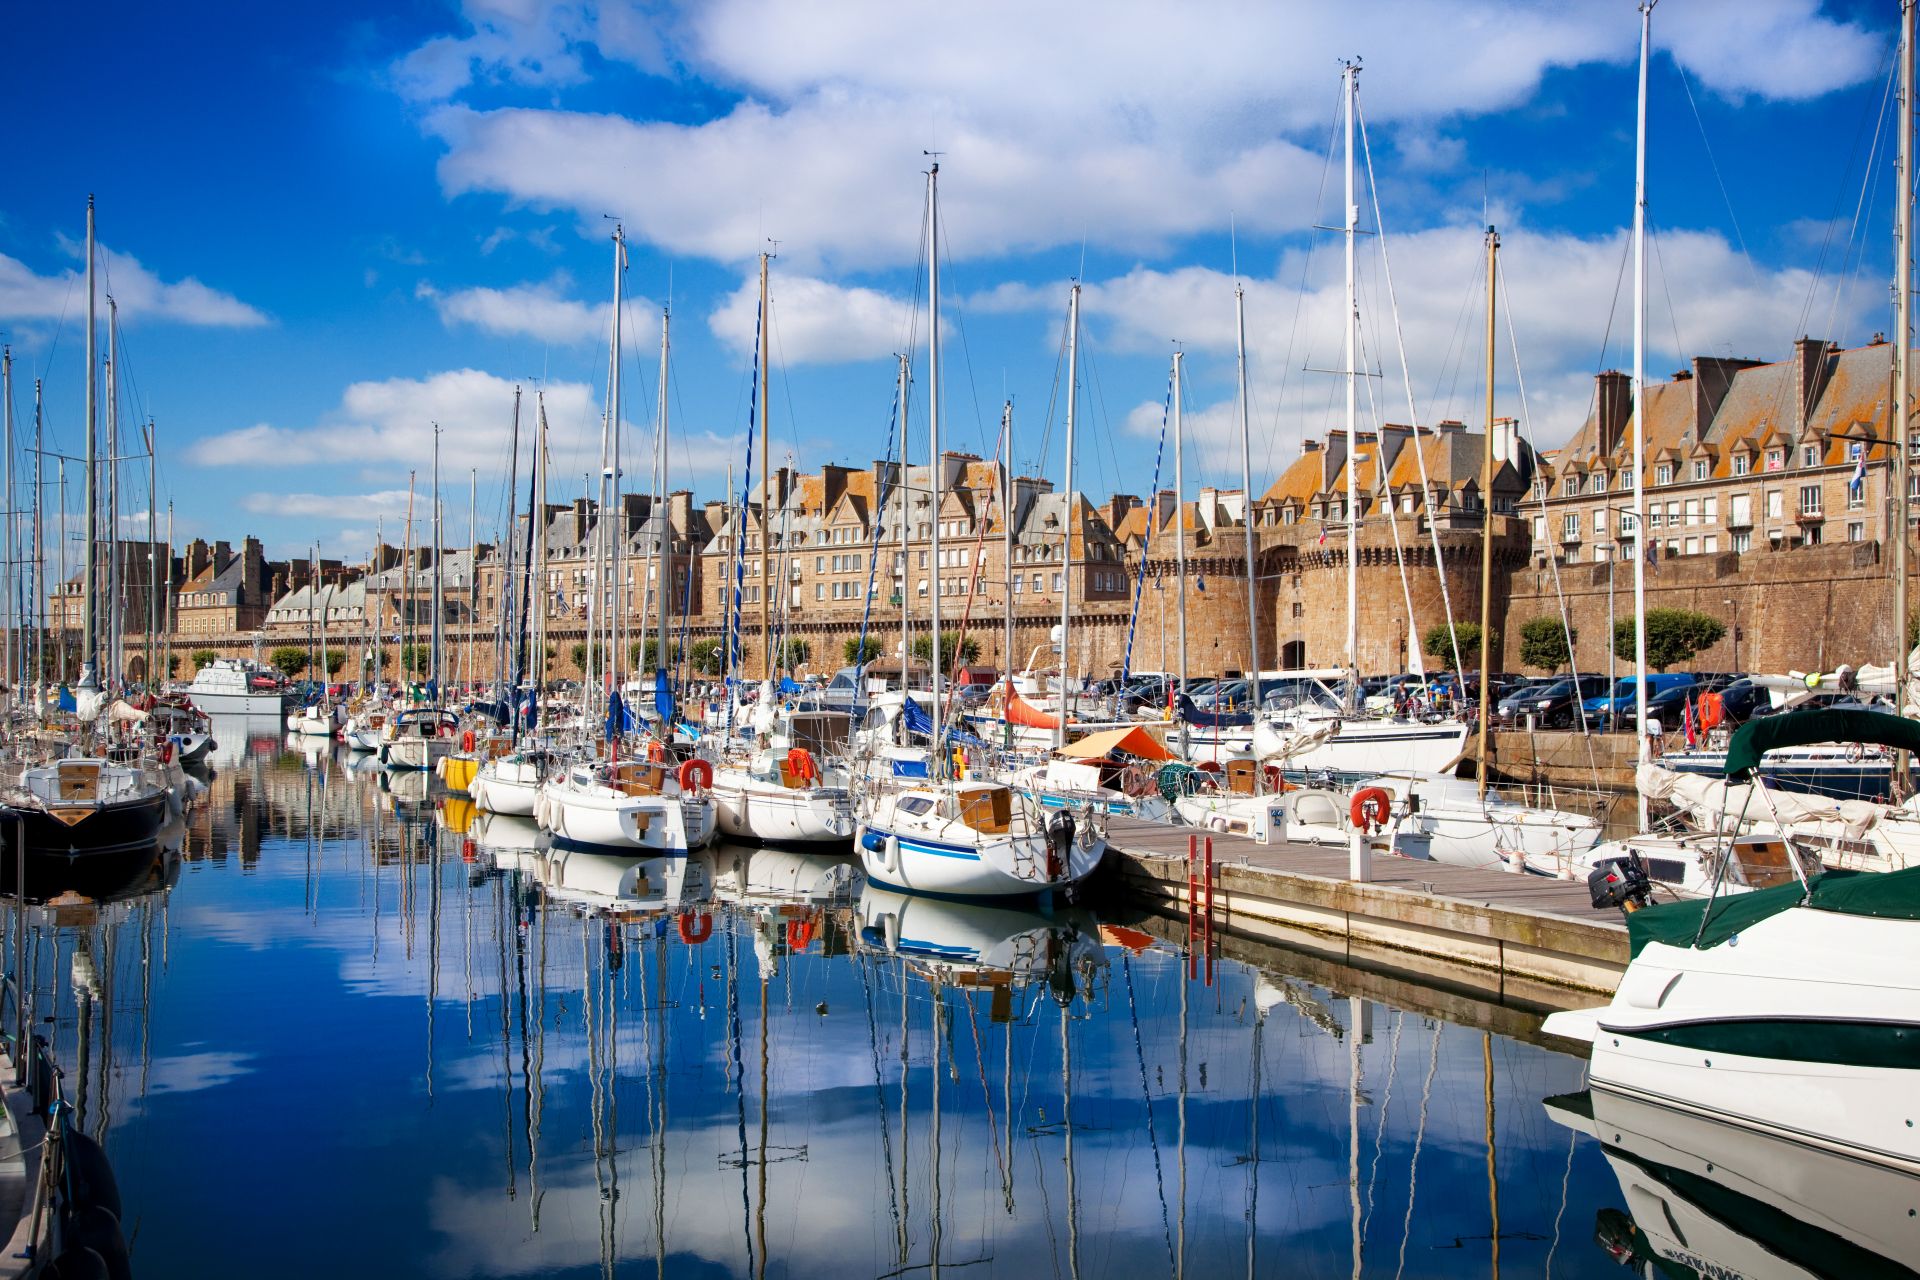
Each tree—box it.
[402,643,431,676]
[1518,616,1575,673]
[631,638,679,669]
[569,643,587,671]
[167,654,182,677]
[323,649,346,676]
[844,636,882,665]
[775,638,811,669]
[1420,622,1485,672]
[189,648,217,671]
[689,638,726,675]
[269,646,309,679]
[911,630,982,668]
[1613,608,1726,672]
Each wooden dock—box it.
[1099,815,1629,998]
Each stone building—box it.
[1513,338,1914,673]
[172,538,279,637]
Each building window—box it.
[1684,537,1698,555]
[1798,485,1822,516]
[1563,545,1581,564]
[1704,496,1718,522]
[1594,510,1607,535]
[1291,602,1304,618]
[1847,521,1866,543]
[1732,530,1751,553]
[1618,470,1632,491]
[1051,573,1063,592]
[1531,515,1546,541]
[1655,463,1673,486]
[1561,513,1580,540]
[1767,448,1785,471]
[1591,472,1606,494]
[1684,499,1700,526]
[1691,460,1708,481]
[1561,476,1578,497]
[1032,575,1042,592]
[1732,452,1751,477]
[1802,444,1819,467]
[1766,490,1783,520]
[1805,524,1824,546]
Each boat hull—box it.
[711,772,855,844]
[536,782,716,853]
[0,791,170,858]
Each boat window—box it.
[898,795,934,815]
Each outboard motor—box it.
[1587,852,1653,913]
[1046,809,1076,881]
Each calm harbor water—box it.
[0,722,1841,1278]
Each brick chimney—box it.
[185,538,211,582]
[1321,431,1349,493]
[1793,337,1834,437]
[1106,494,1140,530]
[1595,370,1631,456]
[571,497,591,543]
[820,465,854,517]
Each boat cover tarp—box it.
[1723,710,1920,779]
[1059,725,1174,762]
[899,697,989,748]
[1637,762,1883,840]
[1175,693,1252,729]
[1006,688,1063,730]
[1628,865,1920,957]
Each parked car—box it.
[1712,678,1774,724]
[1620,671,1743,732]
[1495,674,1611,728]
[1582,673,1697,730]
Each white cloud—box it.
[417,275,634,346]
[406,1,1881,272]
[0,242,267,328]
[187,369,597,473]
[240,489,418,520]
[708,270,912,364]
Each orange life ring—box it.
[677,911,714,944]
[462,729,476,753]
[786,747,817,783]
[1349,786,1393,831]
[678,758,714,792]
[785,918,816,951]
[1698,691,1723,731]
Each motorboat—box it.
[1543,711,1920,1174]
[378,707,459,771]
[1545,1088,1920,1277]
[176,658,288,718]
[535,758,717,854]
[857,778,1103,899]
[288,701,338,737]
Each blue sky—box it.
[0,0,1905,559]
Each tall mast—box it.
[1172,351,1188,705]
[33,381,44,700]
[1632,2,1652,829]
[107,297,119,685]
[164,501,173,688]
[1477,228,1499,801]
[927,162,944,757]
[82,195,98,688]
[500,387,522,697]
[610,225,627,690]
[432,423,444,693]
[1001,400,1014,688]
[1896,0,1914,775]
[144,420,157,690]
[403,472,415,692]
[757,251,772,683]
[1058,283,1080,748]
[1,345,12,690]
[535,394,550,693]
[1235,284,1261,723]
[1342,59,1360,708]
[468,467,476,689]
[656,306,672,678]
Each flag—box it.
[1317,525,1328,546]
[1683,695,1696,748]
[1850,445,1867,496]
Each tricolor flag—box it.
[1317,525,1328,546]
[1683,695,1696,748]
[1850,444,1867,497]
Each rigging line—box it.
[1354,326,1432,673]
[936,220,996,458]
[1291,75,1349,396]
[1119,953,1176,1271]
[1674,58,1761,294]
[1355,94,1467,677]
[1359,1008,1404,1238]
[1031,295,1072,477]
[1500,268,1608,818]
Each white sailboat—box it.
[856,164,1103,898]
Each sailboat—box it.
[381,429,459,771]
[289,552,339,736]
[856,163,1104,899]
[1,198,171,861]
[537,226,717,853]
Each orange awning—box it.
[1007,688,1063,729]
[1058,725,1174,762]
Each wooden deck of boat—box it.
[1100,815,1629,996]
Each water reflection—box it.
[8,730,1874,1278]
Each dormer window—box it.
[1767,448,1785,471]
[1590,472,1606,495]
[1691,459,1709,481]
[1561,476,1578,497]
[1802,443,1820,468]
[1732,452,1751,477]
[1655,463,1673,486]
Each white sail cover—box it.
[1638,762,1884,840]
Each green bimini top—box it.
[1722,709,1920,778]
[1627,864,1920,957]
